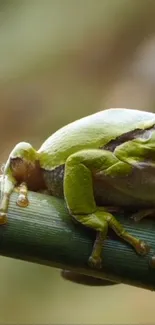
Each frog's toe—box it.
[16,194,29,207]
[135,240,150,256]
[88,256,102,269]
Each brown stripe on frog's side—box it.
[42,125,155,198]
[42,165,65,198]
[102,125,155,152]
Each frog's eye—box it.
[9,142,37,162]
[10,157,23,169]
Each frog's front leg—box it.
[0,174,17,224]
[64,149,149,269]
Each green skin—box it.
[1,107,155,269]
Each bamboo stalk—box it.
[0,189,155,290]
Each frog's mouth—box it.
[10,157,34,183]
[10,157,45,191]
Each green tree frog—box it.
[1,108,155,269]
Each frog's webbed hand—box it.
[64,149,149,269]
[16,182,29,208]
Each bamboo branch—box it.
[0,188,155,291]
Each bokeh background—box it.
[1,0,155,324]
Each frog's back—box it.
[38,108,155,170]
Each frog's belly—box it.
[43,165,155,209]
[93,165,155,208]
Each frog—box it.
[1,107,155,269]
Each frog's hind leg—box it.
[64,149,149,269]
[74,213,108,268]
[113,136,155,223]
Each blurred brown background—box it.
[0,0,155,324]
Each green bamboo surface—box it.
[0,189,155,291]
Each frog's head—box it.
[3,142,44,190]
[5,142,37,180]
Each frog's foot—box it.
[106,211,150,256]
[72,213,108,269]
[135,239,150,256]
[0,211,7,225]
[88,231,105,269]
[88,256,102,269]
[16,182,29,208]
[73,209,150,270]
[132,209,155,222]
